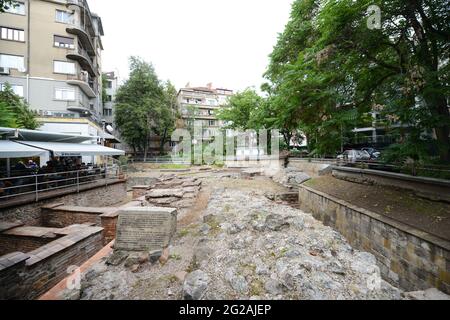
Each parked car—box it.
[337,150,371,162]
[362,148,381,160]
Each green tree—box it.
[0,0,15,13]
[153,81,178,154]
[0,84,39,129]
[0,102,16,128]
[114,57,176,160]
[216,88,264,130]
[264,0,450,161]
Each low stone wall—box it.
[0,234,56,257]
[100,211,119,245]
[41,204,120,246]
[288,159,334,177]
[127,177,158,189]
[132,185,150,200]
[225,158,285,173]
[41,204,105,228]
[298,185,450,294]
[0,181,127,226]
[332,167,450,203]
[0,226,103,300]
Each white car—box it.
[337,150,371,162]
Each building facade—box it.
[0,0,106,138]
[102,71,117,127]
[178,83,233,141]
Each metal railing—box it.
[335,160,450,180]
[0,165,127,202]
[132,156,190,165]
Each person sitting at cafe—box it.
[27,160,39,171]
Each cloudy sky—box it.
[88,0,293,92]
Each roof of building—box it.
[179,84,234,95]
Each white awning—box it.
[0,127,95,143]
[18,141,125,157]
[0,140,47,159]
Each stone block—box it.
[115,207,178,252]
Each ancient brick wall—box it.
[0,181,127,226]
[100,214,118,245]
[41,207,102,228]
[299,185,450,294]
[0,228,103,300]
[0,235,56,256]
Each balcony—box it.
[67,103,92,116]
[67,73,97,99]
[66,47,98,76]
[67,0,88,9]
[66,23,95,55]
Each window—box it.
[105,95,112,102]
[208,109,214,116]
[0,27,25,42]
[0,54,25,71]
[53,61,75,75]
[208,120,216,126]
[54,35,74,49]
[0,83,24,97]
[55,88,75,101]
[4,1,25,15]
[208,99,217,106]
[103,109,112,116]
[55,10,73,24]
[106,80,112,89]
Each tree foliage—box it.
[216,88,265,131]
[0,0,15,13]
[114,57,176,159]
[0,84,39,129]
[262,0,450,161]
[0,102,16,128]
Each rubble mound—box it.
[144,176,202,211]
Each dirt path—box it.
[178,188,212,227]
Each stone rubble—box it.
[181,188,410,300]
[62,172,450,301]
[271,167,311,188]
[144,176,203,213]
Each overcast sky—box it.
[88,0,293,92]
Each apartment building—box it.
[178,83,233,141]
[102,71,117,126]
[0,0,106,139]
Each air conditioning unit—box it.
[0,67,10,75]
[80,70,89,82]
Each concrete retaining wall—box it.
[299,185,450,294]
[288,159,334,177]
[332,167,450,203]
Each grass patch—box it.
[178,229,190,238]
[250,279,265,297]
[158,164,190,170]
[185,259,200,273]
[304,178,318,188]
[170,254,182,261]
